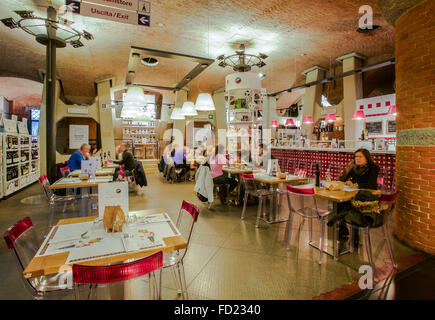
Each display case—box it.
[1,132,40,197]
[122,120,157,159]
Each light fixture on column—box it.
[387,105,397,116]
[302,116,313,124]
[352,110,366,120]
[285,118,295,126]
[180,101,198,116]
[195,93,215,111]
[171,107,185,120]
[325,113,336,123]
[270,120,278,127]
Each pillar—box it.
[301,66,328,139]
[95,76,115,155]
[388,0,435,254]
[336,53,367,146]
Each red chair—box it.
[73,251,163,300]
[163,200,200,299]
[347,191,399,281]
[285,185,333,264]
[59,166,70,177]
[3,217,72,299]
[240,174,273,228]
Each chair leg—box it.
[383,224,397,268]
[171,265,182,295]
[364,228,377,282]
[255,197,263,228]
[285,211,294,250]
[318,218,326,264]
[177,261,189,300]
[349,225,355,253]
[308,216,313,242]
[241,192,248,220]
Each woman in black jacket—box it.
[336,148,380,245]
[339,148,380,190]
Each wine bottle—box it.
[315,164,320,187]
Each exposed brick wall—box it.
[394,0,435,254]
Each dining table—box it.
[49,176,114,215]
[252,172,309,224]
[22,208,187,293]
[222,166,256,205]
[68,168,115,177]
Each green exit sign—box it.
[208,114,213,120]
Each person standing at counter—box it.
[339,148,380,189]
[67,143,90,171]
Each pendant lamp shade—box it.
[181,101,198,116]
[325,113,336,122]
[352,110,366,120]
[170,107,185,120]
[285,118,295,126]
[195,93,215,111]
[125,87,147,104]
[388,105,397,116]
[270,120,278,127]
[302,116,313,124]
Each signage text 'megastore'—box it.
[90,7,129,20]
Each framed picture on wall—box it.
[365,121,383,135]
[387,120,396,133]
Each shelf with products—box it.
[2,133,40,197]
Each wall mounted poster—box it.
[365,121,383,135]
[98,182,129,218]
[69,124,89,149]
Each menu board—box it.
[387,120,396,133]
[69,125,89,149]
[365,121,383,135]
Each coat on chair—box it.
[134,160,148,187]
[194,165,214,203]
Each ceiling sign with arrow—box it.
[65,0,151,27]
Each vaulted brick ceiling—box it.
[0,0,395,105]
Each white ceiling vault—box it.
[0,0,394,106]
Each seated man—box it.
[254,143,275,169]
[67,143,90,172]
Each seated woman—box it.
[339,148,380,189]
[209,144,237,204]
[335,148,380,245]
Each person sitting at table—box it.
[67,143,90,171]
[112,143,136,179]
[210,144,238,204]
[339,148,380,190]
[255,143,275,169]
[335,148,380,245]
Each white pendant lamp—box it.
[124,87,146,104]
[170,107,185,120]
[195,93,215,111]
[180,101,198,116]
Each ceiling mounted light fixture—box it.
[216,43,268,72]
[285,118,295,126]
[302,116,314,124]
[170,107,185,120]
[195,93,215,111]
[387,105,397,116]
[180,101,198,116]
[141,57,159,67]
[352,110,366,120]
[258,73,266,80]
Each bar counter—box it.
[271,146,396,191]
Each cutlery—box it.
[57,244,75,250]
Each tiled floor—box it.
[0,174,424,299]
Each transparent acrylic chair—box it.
[3,216,73,299]
[73,251,163,300]
[240,174,273,228]
[163,200,200,300]
[346,191,399,281]
[285,185,333,264]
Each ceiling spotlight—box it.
[70,40,84,48]
[256,61,266,68]
[258,73,266,80]
[1,18,18,29]
[258,53,268,59]
[201,63,209,68]
[14,10,34,19]
[218,61,227,68]
[82,30,94,40]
